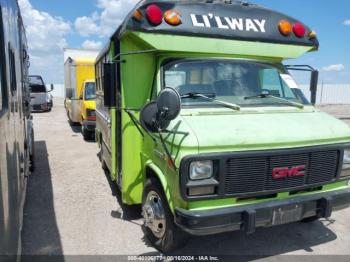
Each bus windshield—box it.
[85,82,96,101]
[163,59,306,108]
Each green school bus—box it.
[95,0,350,252]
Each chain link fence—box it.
[300,84,350,105]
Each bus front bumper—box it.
[175,188,350,236]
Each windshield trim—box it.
[84,82,96,101]
[29,75,45,86]
[161,58,305,109]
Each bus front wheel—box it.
[142,177,187,253]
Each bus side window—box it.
[8,45,17,96]
[0,8,7,112]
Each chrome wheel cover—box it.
[143,190,166,239]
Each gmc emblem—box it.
[272,166,306,180]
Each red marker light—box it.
[146,4,163,26]
[293,22,306,38]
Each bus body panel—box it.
[119,36,157,204]
[0,0,30,255]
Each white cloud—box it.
[75,0,139,38]
[343,20,350,26]
[322,64,345,72]
[75,12,100,37]
[18,0,71,84]
[82,40,103,50]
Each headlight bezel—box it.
[189,160,213,181]
[341,148,350,178]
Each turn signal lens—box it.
[133,9,143,22]
[164,9,182,26]
[188,186,215,196]
[293,22,306,38]
[146,4,163,26]
[278,20,293,36]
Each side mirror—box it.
[48,84,54,92]
[140,88,181,132]
[103,63,117,108]
[285,65,319,105]
[310,70,319,105]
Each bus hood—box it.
[179,110,350,153]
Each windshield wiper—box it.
[181,93,241,111]
[244,92,304,109]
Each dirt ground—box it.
[21,99,350,260]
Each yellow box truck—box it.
[64,48,99,140]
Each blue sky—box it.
[19,0,350,84]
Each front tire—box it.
[142,177,187,253]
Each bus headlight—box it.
[341,149,350,178]
[189,160,213,180]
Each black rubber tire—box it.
[90,131,96,142]
[29,130,35,172]
[99,146,108,171]
[142,177,187,253]
[82,126,89,141]
[301,216,320,223]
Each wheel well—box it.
[145,166,164,191]
[146,166,159,181]
[145,165,175,213]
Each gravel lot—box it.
[21,100,350,260]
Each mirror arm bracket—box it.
[285,65,316,72]
[157,129,178,171]
[124,109,157,143]
[113,60,126,64]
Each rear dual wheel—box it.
[82,126,89,141]
[29,130,35,172]
[142,177,187,253]
[82,126,95,141]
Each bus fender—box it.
[145,162,175,213]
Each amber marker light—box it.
[133,9,143,22]
[278,19,293,36]
[164,9,182,26]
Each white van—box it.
[29,75,54,112]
